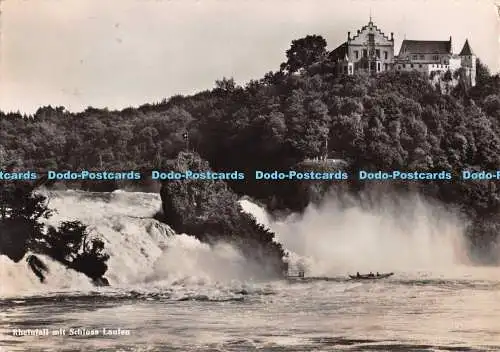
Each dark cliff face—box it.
[159,152,287,278]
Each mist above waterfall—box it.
[240,190,471,276]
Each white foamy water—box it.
[240,192,475,278]
[1,190,500,351]
[0,190,255,297]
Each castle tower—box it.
[459,39,476,87]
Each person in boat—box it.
[369,272,374,277]
[376,272,380,277]
[356,272,360,278]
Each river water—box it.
[1,191,500,351]
[1,271,500,351]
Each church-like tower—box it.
[459,39,476,87]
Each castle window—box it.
[433,55,439,61]
[377,62,381,71]
[420,55,425,60]
[412,55,417,60]
[410,64,414,68]
[376,49,380,58]
[355,50,359,59]
[384,51,388,59]
[402,64,406,68]
[363,49,367,58]
[344,66,348,74]
[419,64,423,68]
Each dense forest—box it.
[1,34,500,262]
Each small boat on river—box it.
[348,272,394,280]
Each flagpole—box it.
[183,132,189,152]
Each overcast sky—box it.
[0,0,499,114]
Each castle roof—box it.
[398,39,452,55]
[459,39,473,56]
[350,20,392,42]
[329,42,348,61]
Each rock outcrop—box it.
[159,152,288,278]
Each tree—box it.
[215,77,237,92]
[280,35,327,74]
[443,70,452,82]
[0,182,109,283]
[483,94,500,119]
[0,182,51,262]
[476,58,491,85]
[43,221,110,280]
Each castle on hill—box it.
[329,18,476,87]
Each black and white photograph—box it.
[1,0,500,351]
